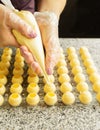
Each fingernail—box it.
[47,68,52,75]
[28,31,37,38]
[27,26,37,38]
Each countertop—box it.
[0,38,100,130]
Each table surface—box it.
[0,38,100,130]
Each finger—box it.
[31,61,42,75]
[7,12,37,38]
[20,46,34,64]
[20,46,42,75]
[45,50,58,75]
[44,37,60,75]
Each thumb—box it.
[45,50,57,75]
[20,46,42,75]
[7,11,37,38]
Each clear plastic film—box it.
[34,12,60,73]
[1,0,50,82]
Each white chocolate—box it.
[79,46,89,54]
[0,61,10,68]
[27,75,39,84]
[15,55,23,61]
[10,83,23,94]
[14,61,24,68]
[44,92,57,106]
[58,74,70,84]
[81,52,91,61]
[81,51,91,56]
[16,48,21,55]
[0,75,7,85]
[15,57,24,63]
[13,67,24,75]
[0,84,6,95]
[86,66,97,75]
[8,93,22,107]
[43,75,55,83]
[12,75,23,84]
[72,66,83,75]
[27,83,40,93]
[60,82,72,93]
[79,91,92,104]
[0,95,4,106]
[76,82,89,93]
[1,57,9,62]
[15,54,22,59]
[3,47,12,55]
[89,73,100,83]
[15,54,24,62]
[1,53,11,62]
[57,66,68,75]
[44,83,56,93]
[70,59,80,67]
[27,67,37,76]
[56,59,66,68]
[74,73,85,83]
[68,53,78,61]
[62,92,75,105]
[84,59,94,67]
[0,67,9,76]
[26,93,40,106]
[67,47,76,54]
[93,81,100,93]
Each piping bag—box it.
[1,0,49,82]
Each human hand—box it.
[0,4,36,47]
[20,11,60,75]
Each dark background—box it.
[59,0,100,37]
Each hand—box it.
[0,4,36,47]
[20,11,60,75]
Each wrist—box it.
[37,0,66,20]
[34,11,59,26]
